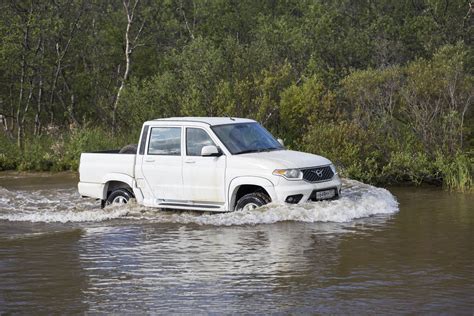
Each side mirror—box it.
[201,145,221,157]
[277,138,284,147]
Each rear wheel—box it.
[235,192,270,211]
[105,188,133,206]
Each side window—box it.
[138,125,149,155]
[186,128,216,156]
[148,127,181,155]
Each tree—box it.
[112,0,146,135]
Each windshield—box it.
[211,122,283,155]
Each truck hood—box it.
[232,149,332,170]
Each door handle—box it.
[185,160,196,164]
[145,158,155,162]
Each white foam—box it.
[125,179,399,226]
[0,208,130,223]
[0,179,398,224]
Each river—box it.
[0,172,472,314]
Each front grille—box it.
[302,166,334,182]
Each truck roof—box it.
[150,117,256,126]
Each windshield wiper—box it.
[235,147,281,155]
[234,149,260,155]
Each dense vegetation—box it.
[0,0,472,191]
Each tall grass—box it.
[0,128,137,172]
[435,153,473,192]
[1,126,472,192]
[301,121,473,192]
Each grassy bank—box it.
[301,121,473,192]
[0,127,471,192]
[0,129,137,172]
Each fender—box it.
[227,176,277,211]
[101,173,144,201]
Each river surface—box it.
[0,172,472,314]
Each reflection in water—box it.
[79,223,348,313]
[0,229,88,314]
[0,172,472,314]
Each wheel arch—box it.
[102,173,135,200]
[228,177,276,211]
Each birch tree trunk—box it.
[16,15,30,149]
[34,41,44,136]
[112,0,143,136]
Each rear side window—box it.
[186,128,216,156]
[148,127,181,155]
[138,125,149,155]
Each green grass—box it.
[300,121,473,192]
[1,127,472,192]
[0,128,137,172]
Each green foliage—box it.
[0,129,135,172]
[301,120,383,184]
[0,0,472,191]
[177,37,227,116]
[58,128,134,171]
[120,72,180,130]
[435,153,473,192]
[279,76,336,146]
[18,137,55,171]
[381,151,434,185]
[333,44,473,191]
[0,134,19,171]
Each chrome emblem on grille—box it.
[312,169,323,177]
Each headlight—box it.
[273,168,303,180]
[329,163,338,175]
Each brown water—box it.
[0,172,472,314]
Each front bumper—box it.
[273,175,342,204]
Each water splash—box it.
[0,186,128,223]
[0,179,398,225]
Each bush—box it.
[0,128,137,172]
[435,153,473,192]
[381,151,434,185]
[0,134,19,171]
[301,120,473,192]
[18,137,55,171]
[301,120,383,184]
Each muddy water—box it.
[0,172,472,314]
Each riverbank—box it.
[1,129,472,192]
[0,129,135,172]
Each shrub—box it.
[0,128,137,172]
[435,152,473,192]
[0,134,19,170]
[301,120,383,183]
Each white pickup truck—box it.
[78,117,342,211]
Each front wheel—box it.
[235,192,270,211]
[105,188,133,207]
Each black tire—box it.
[119,144,138,154]
[106,188,133,206]
[235,192,270,211]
